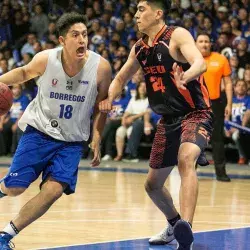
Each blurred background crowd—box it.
[0,0,249,164]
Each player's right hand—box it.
[99,98,112,113]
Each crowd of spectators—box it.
[0,0,249,163]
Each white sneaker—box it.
[149,223,175,245]
[101,154,112,161]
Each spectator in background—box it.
[196,33,233,182]
[30,4,49,40]
[236,39,250,69]
[123,108,161,163]
[244,68,250,94]
[114,81,148,162]
[21,33,37,56]
[101,89,129,161]
[0,59,8,75]
[230,17,242,37]
[0,84,30,155]
[225,79,250,164]
[33,41,43,54]
[229,55,243,83]
[11,10,30,48]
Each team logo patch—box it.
[157,53,162,62]
[52,78,58,87]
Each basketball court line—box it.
[33,225,250,250]
[1,163,250,179]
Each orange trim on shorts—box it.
[199,75,210,107]
[170,70,195,108]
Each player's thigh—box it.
[149,119,180,169]
[3,127,60,188]
[42,142,83,195]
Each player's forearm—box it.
[91,108,107,146]
[108,76,126,103]
[224,78,233,106]
[182,58,207,83]
[0,67,27,86]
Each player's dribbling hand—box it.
[99,98,112,113]
[90,143,101,167]
[172,62,187,90]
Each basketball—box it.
[0,82,13,116]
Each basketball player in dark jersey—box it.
[99,1,213,249]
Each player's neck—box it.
[61,50,88,76]
[146,22,166,46]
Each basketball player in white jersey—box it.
[0,12,112,249]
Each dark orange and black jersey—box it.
[135,25,211,117]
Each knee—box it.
[178,154,196,175]
[144,179,161,194]
[5,187,26,197]
[42,181,64,201]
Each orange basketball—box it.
[0,82,13,116]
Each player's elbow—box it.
[200,59,207,74]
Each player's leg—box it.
[12,176,67,232]
[174,110,213,250]
[147,119,181,245]
[0,126,68,248]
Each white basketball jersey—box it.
[19,47,100,142]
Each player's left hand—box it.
[224,104,232,121]
[89,142,101,167]
[172,62,186,90]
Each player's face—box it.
[60,23,88,60]
[196,35,212,57]
[135,2,159,33]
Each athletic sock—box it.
[3,221,19,237]
[167,213,181,227]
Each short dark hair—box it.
[196,32,211,42]
[56,12,88,37]
[138,0,172,14]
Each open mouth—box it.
[76,47,85,55]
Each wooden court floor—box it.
[0,157,250,250]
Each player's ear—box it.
[58,36,65,46]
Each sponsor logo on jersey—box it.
[78,80,89,85]
[66,81,73,90]
[52,78,58,87]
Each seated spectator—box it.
[21,33,37,56]
[114,81,148,161]
[225,79,250,164]
[123,108,161,163]
[101,90,129,161]
[0,84,29,155]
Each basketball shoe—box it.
[0,232,14,249]
[174,220,194,250]
[149,222,175,245]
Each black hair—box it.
[135,81,147,100]
[56,12,88,37]
[196,32,211,42]
[138,0,172,14]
